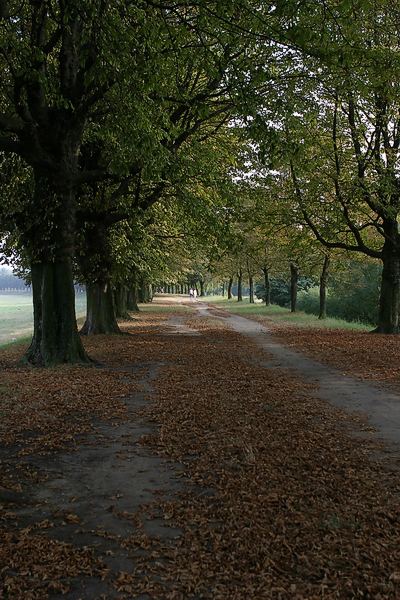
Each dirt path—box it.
[12,364,183,599]
[199,303,400,450]
[2,298,400,598]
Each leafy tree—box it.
[251,0,400,332]
[0,1,147,364]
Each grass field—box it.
[200,296,371,331]
[0,293,87,346]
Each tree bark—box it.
[319,255,330,320]
[127,286,139,312]
[138,279,152,303]
[25,261,90,366]
[249,275,254,303]
[290,263,298,313]
[199,279,205,297]
[24,173,90,365]
[374,248,400,333]
[81,281,121,335]
[227,277,233,299]
[114,284,132,320]
[237,270,243,302]
[262,266,270,306]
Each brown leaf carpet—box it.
[1,308,400,598]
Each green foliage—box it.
[255,276,314,307]
[297,262,381,326]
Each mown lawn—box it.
[200,295,371,331]
[0,293,87,346]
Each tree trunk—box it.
[81,281,120,335]
[222,282,225,296]
[290,263,298,313]
[249,275,254,303]
[25,261,90,366]
[139,280,152,303]
[199,279,205,297]
[237,270,243,302]
[127,270,140,311]
[227,277,233,299]
[318,255,330,320]
[24,172,90,366]
[262,266,270,306]
[114,284,131,320]
[127,285,139,312]
[375,250,400,333]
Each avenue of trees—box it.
[1,0,400,365]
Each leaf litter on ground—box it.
[1,304,400,598]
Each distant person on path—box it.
[189,288,194,300]
[193,288,197,300]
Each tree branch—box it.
[290,160,382,259]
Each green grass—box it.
[0,293,87,347]
[199,296,371,331]
[139,303,192,314]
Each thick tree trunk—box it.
[114,284,132,320]
[319,255,330,320]
[290,263,298,313]
[262,266,270,306]
[25,261,90,366]
[139,280,152,303]
[227,277,233,300]
[249,275,254,303]
[81,281,120,335]
[127,286,139,312]
[24,171,90,365]
[237,270,243,302]
[374,250,400,333]
[199,279,205,297]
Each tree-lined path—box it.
[2,297,400,598]
[3,2,400,597]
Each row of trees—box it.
[0,1,267,364]
[1,0,400,366]
[187,1,400,333]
